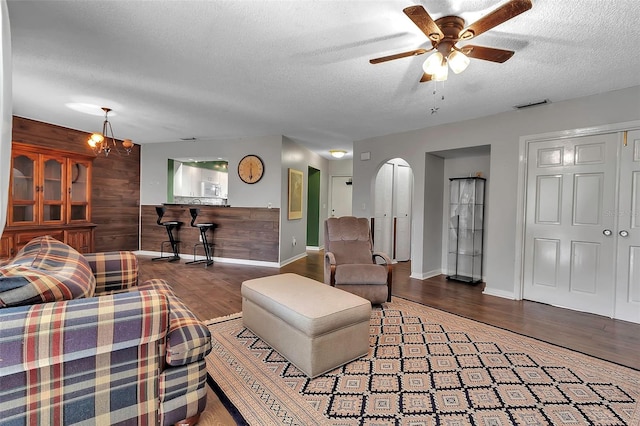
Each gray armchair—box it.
[324,216,392,304]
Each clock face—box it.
[238,155,265,184]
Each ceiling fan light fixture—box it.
[448,50,470,74]
[432,62,449,81]
[329,149,347,158]
[422,51,444,75]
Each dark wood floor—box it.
[139,251,640,371]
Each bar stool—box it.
[152,206,182,262]
[186,208,217,266]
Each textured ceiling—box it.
[6,1,640,159]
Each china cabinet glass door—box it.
[41,155,65,224]
[11,153,37,225]
[68,159,91,222]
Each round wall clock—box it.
[71,163,81,183]
[237,154,265,184]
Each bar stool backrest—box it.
[189,208,200,227]
[156,206,166,225]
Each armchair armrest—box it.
[372,251,392,266]
[373,251,393,302]
[325,251,337,265]
[324,251,337,286]
[84,251,139,294]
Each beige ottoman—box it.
[241,273,371,378]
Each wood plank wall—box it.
[11,116,141,252]
[140,204,280,262]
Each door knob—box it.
[603,229,612,236]
[619,230,629,238]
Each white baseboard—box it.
[410,269,442,280]
[279,252,308,267]
[482,287,516,300]
[306,246,323,251]
[134,251,280,268]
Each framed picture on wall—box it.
[288,168,303,220]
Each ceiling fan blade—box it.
[459,0,532,40]
[419,73,433,83]
[461,45,514,63]
[369,48,429,64]
[403,5,444,42]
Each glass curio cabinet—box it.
[447,177,485,284]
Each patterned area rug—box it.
[205,297,640,425]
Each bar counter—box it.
[140,204,280,263]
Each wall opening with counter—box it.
[170,159,229,206]
[139,135,330,266]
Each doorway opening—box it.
[306,167,321,248]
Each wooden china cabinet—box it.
[1,143,96,260]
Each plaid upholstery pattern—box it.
[0,290,169,425]
[0,237,212,425]
[0,235,96,308]
[159,361,208,426]
[139,279,212,366]
[84,251,139,294]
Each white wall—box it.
[140,135,282,208]
[328,158,353,176]
[353,85,640,297]
[422,153,444,278]
[0,0,11,236]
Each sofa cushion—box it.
[138,279,212,366]
[0,236,96,308]
[83,251,139,294]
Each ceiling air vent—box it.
[513,99,550,110]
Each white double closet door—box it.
[523,130,640,323]
[374,161,412,261]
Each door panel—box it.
[532,238,560,287]
[536,175,562,224]
[615,130,640,323]
[394,165,412,261]
[573,173,603,225]
[374,163,393,255]
[569,241,599,293]
[524,134,617,317]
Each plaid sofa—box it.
[0,236,212,426]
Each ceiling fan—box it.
[370,0,533,82]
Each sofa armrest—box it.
[84,251,139,294]
[0,290,168,377]
[139,279,212,367]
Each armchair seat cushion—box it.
[335,263,388,285]
[0,236,96,308]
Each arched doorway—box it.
[372,158,413,261]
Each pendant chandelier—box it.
[87,107,134,156]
